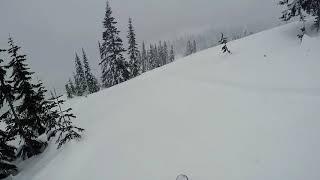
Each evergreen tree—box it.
[0,49,18,178]
[185,40,193,56]
[0,130,16,163]
[158,41,168,66]
[65,84,73,98]
[6,37,47,159]
[158,41,164,66]
[146,47,150,71]
[192,40,197,53]
[163,41,169,65]
[279,0,320,31]
[100,1,129,88]
[154,44,161,68]
[98,41,103,60]
[0,49,19,128]
[148,44,157,70]
[314,0,320,30]
[82,49,100,94]
[68,78,76,96]
[141,42,147,73]
[48,91,84,149]
[169,45,175,63]
[0,129,18,178]
[32,80,59,135]
[74,53,86,95]
[0,37,84,178]
[98,41,104,85]
[137,51,142,73]
[127,18,140,78]
[73,72,80,96]
[219,33,231,54]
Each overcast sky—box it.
[0,0,282,92]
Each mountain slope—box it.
[14,21,320,180]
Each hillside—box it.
[13,22,320,180]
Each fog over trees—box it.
[0,0,282,92]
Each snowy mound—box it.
[15,22,320,180]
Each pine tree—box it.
[100,1,129,88]
[158,41,164,67]
[148,44,156,70]
[73,72,80,96]
[185,40,193,56]
[0,49,18,178]
[146,46,151,71]
[137,51,142,73]
[0,129,18,178]
[32,80,58,135]
[68,78,76,96]
[74,53,86,95]
[48,90,84,149]
[127,18,140,78]
[314,0,320,31]
[6,37,47,159]
[163,41,169,65]
[82,49,100,94]
[98,41,103,60]
[279,0,320,31]
[154,44,160,68]
[0,49,19,128]
[219,33,231,54]
[169,45,175,63]
[0,38,85,177]
[141,42,148,73]
[98,41,105,86]
[65,84,73,98]
[158,41,168,66]
[192,40,197,53]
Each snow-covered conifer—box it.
[127,18,140,78]
[192,40,197,53]
[100,1,129,88]
[279,0,320,31]
[74,53,86,95]
[6,37,47,159]
[82,48,100,94]
[169,45,175,63]
[0,49,18,178]
[185,40,193,56]
[163,41,169,65]
[141,42,148,72]
[48,91,84,149]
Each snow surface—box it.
[12,22,320,180]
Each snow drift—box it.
[13,21,320,180]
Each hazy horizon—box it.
[0,0,283,92]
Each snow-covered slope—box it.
[14,22,320,180]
